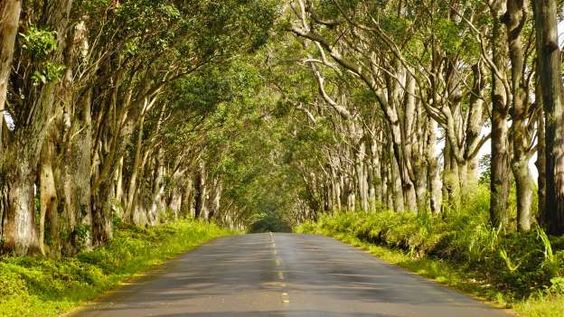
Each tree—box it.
[534,0,564,235]
[0,0,21,130]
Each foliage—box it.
[297,184,564,302]
[0,219,229,317]
[19,27,58,58]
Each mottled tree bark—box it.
[1,0,73,255]
[489,1,511,228]
[194,163,207,219]
[506,0,533,231]
[0,0,21,128]
[536,114,547,225]
[533,0,564,235]
[39,139,58,256]
[426,121,442,214]
[1,150,40,255]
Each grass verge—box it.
[0,219,230,317]
[296,212,564,317]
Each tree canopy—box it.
[0,0,563,257]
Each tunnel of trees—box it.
[0,0,563,257]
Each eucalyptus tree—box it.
[288,0,492,215]
[504,0,537,231]
[533,0,564,235]
[0,0,21,130]
[283,0,558,235]
[290,0,425,212]
[0,0,278,256]
[85,0,277,243]
[0,0,22,245]
[1,0,73,255]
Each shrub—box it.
[297,186,563,299]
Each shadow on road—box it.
[75,234,510,317]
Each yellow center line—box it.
[269,233,289,304]
[281,292,290,304]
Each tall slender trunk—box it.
[389,139,405,212]
[443,141,461,211]
[194,163,207,219]
[62,90,93,254]
[426,121,442,213]
[206,178,222,221]
[180,177,194,218]
[91,181,113,246]
[125,112,147,221]
[39,139,58,256]
[332,167,342,211]
[0,0,21,128]
[533,0,564,235]
[489,1,511,228]
[536,113,547,225]
[355,140,369,212]
[149,153,165,225]
[368,136,382,210]
[402,71,419,212]
[464,63,487,190]
[506,0,533,231]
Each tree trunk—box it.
[206,178,222,221]
[426,120,442,213]
[91,181,113,246]
[1,0,74,255]
[489,1,511,228]
[533,0,564,235]
[389,140,405,212]
[368,136,382,211]
[62,90,93,254]
[536,113,547,226]
[355,140,369,212]
[39,139,58,256]
[1,148,40,255]
[149,155,165,225]
[180,177,194,218]
[194,163,207,219]
[0,0,21,128]
[506,0,533,231]
[443,141,461,211]
[125,112,147,221]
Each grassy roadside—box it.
[0,219,231,317]
[296,213,564,317]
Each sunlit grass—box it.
[0,219,230,317]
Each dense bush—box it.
[297,188,564,299]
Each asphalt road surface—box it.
[75,233,510,317]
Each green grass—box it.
[317,231,563,316]
[0,219,230,317]
[296,187,564,316]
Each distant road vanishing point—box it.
[75,233,510,317]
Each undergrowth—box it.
[0,219,229,317]
[296,187,564,316]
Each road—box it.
[75,233,510,317]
